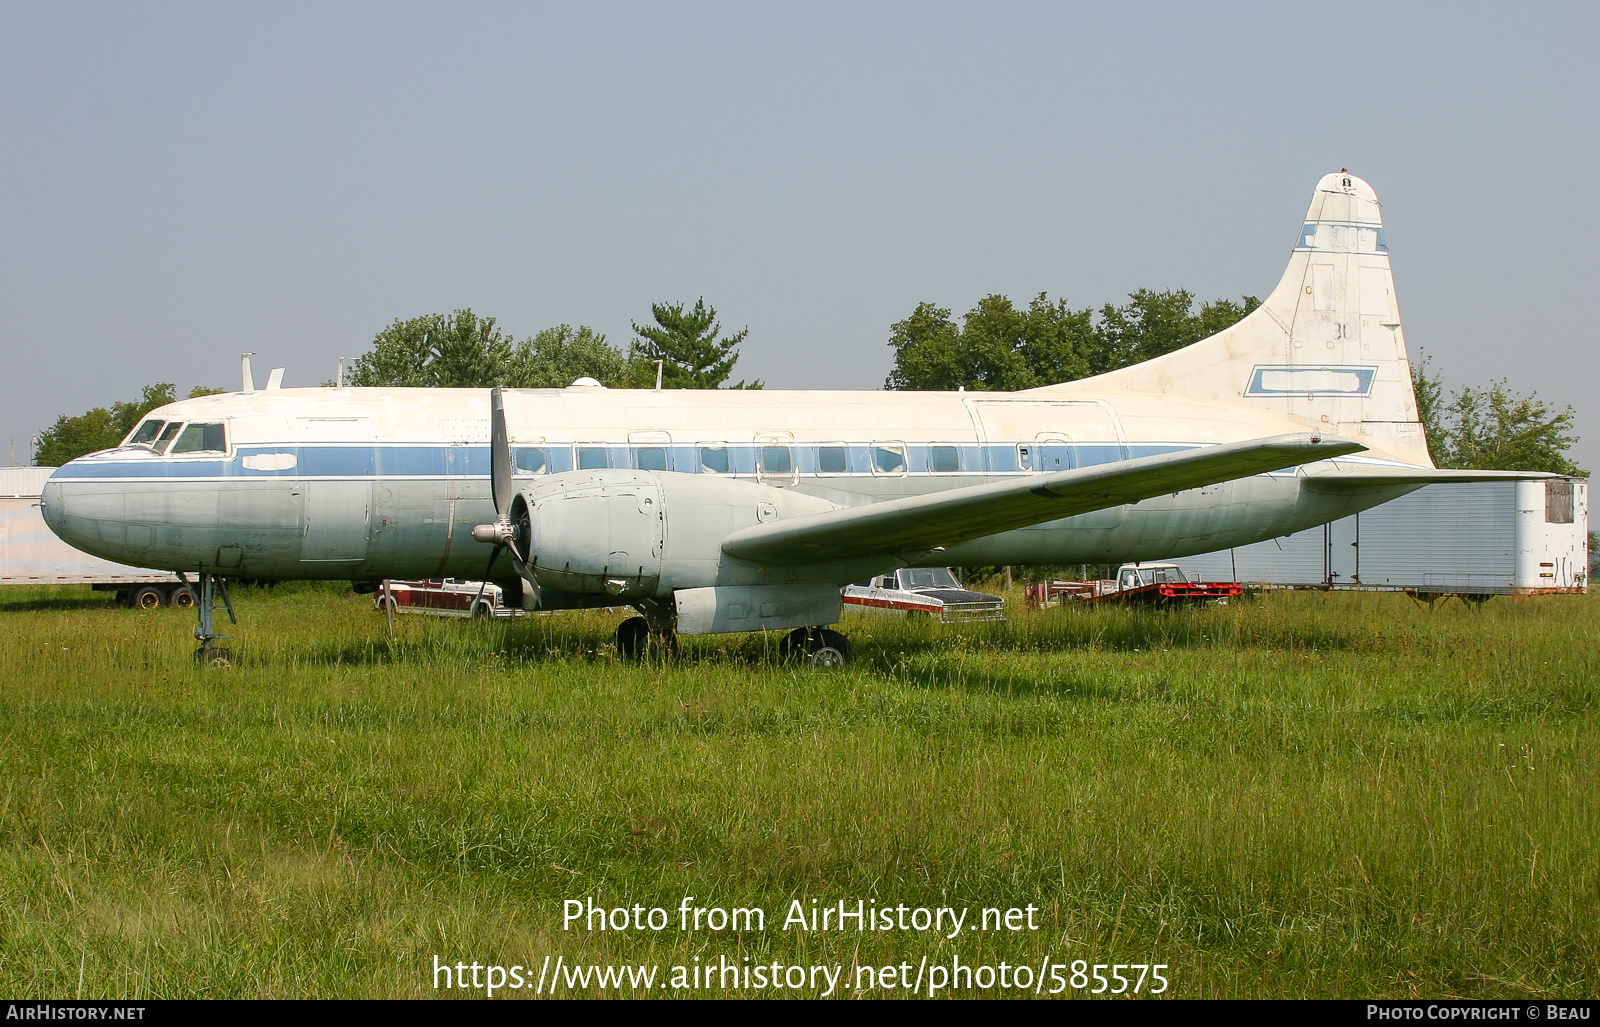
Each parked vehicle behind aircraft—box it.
[374,579,522,619]
[1,466,189,608]
[843,567,1005,622]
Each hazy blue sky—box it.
[3,2,1596,470]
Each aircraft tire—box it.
[616,616,650,659]
[780,627,852,667]
[195,646,232,668]
[132,586,166,610]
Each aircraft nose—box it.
[39,477,68,537]
[39,464,124,560]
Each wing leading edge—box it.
[722,433,1366,564]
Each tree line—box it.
[885,289,1260,392]
[29,290,1584,481]
[345,299,760,391]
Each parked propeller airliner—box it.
[41,173,1533,663]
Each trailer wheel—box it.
[169,586,196,608]
[132,586,166,609]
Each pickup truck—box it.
[843,567,1006,622]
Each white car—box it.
[843,567,1005,623]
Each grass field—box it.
[0,582,1595,999]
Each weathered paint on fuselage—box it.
[41,384,1421,584]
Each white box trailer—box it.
[1,466,189,607]
[1174,478,1587,597]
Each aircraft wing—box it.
[722,433,1364,564]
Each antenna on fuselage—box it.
[241,353,256,393]
[655,359,664,391]
[336,356,351,389]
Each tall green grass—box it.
[0,584,1594,998]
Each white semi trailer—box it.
[1,466,189,607]
[1173,478,1588,599]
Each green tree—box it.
[884,303,965,391]
[630,299,761,389]
[34,383,220,466]
[1409,357,1581,474]
[1442,380,1583,475]
[887,288,1259,389]
[887,294,1094,391]
[1409,354,1447,465]
[346,310,515,388]
[506,325,638,388]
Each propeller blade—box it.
[490,386,514,518]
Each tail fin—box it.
[1046,172,1431,467]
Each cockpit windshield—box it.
[127,420,166,447]
[153,422,184,453]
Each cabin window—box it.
[514,448,546,474]
[760,446,793,475]
[699,446,729,474]
[576,447,609,470]
[1016,444,1034,470]
[872,445,906,474]
[817,445,848,474]
[930,445,960,473]
[128,420,165,446]
[1546,481,1574,524]
[635,447,668,471]
[169,422,227,455]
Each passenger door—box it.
[298,418,373,563]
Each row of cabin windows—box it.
[516,442,1176,477]
[126,419,227,455]
[118,420,1179,475]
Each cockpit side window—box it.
[128,420,165,446]
[169,422,227,455]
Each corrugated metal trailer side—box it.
[1175,479,1587,595]
[1355,481,1517,592]
[1,467,181,602]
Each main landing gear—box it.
[615,599,677,660]
[179,572,237,666]
[612,602,853,666]
[779,627,853,667]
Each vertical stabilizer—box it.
[1053,172,1431,467]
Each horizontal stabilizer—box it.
[1300,466,1560,493]
[723,433,1365,564]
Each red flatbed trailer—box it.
[1029,563,1242,609]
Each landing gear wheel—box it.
[169,586,196,608]
[132,586,166,609]
[616,616,676,660]
[780,627,852,667]
[195,646,232,667]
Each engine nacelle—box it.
[508,469,838,600]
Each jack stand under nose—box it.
[178,572,237,665]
